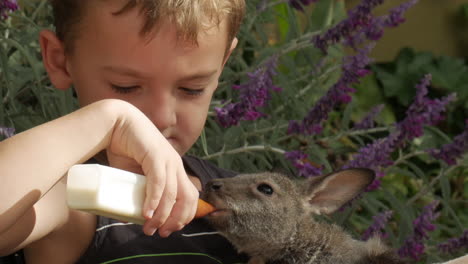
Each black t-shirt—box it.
[74,155,248,264]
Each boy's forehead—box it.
[84,0,228,44]
[86,0,230,44]
[73,2,229,81]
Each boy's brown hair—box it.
[50,0,246,53]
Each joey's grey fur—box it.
[202,169,407,264]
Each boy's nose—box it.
[146,92,177,130]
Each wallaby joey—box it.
[202,169,407,264]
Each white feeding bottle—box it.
[66,164,147,224]
[66,164,216,224]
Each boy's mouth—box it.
[165,137,178,147]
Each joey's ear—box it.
[39,29,73,90]
[302,169,375,215]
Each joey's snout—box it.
[202,179,234,222]
[202,179,229,210]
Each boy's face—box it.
[55,2,235,155]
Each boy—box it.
[0,0,247,263]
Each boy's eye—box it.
[179,87,205,97]
[111,84,139,94]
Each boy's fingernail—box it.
[146,227,157,236]
[145,210,154,219]
[160,230,171,237]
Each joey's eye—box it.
[257,184,273,195]
[111,84,139,94]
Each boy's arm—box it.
[0,99,198,255]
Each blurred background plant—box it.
[1,0,467,263]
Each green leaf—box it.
[274,4,293,43]
[381,189,414,244]
[309,0,336,31]
[382,171,411,196]
[461,3,468,20]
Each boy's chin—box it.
[166,138,185,155]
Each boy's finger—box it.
[144,162,178,235]
[181,174,198,221]
[158,170,198,237]
[143,162,165,219]
[158,198,195,237]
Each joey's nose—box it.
[207,180,223,191]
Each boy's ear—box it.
[302,169,375,215]
[39,30,73,90]
[222,37,238,67]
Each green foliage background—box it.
[1,0,467,262]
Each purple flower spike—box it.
[288,44,374,135]
[215,57,281,128]
[312,0,385,53]
[342,74,455,191]
[362,210,393,241]
[398,201,440,260]
[342,134,397,171]
[314,0,418,53]
[365,170,385,191]
[429,119,468,165]
[0,126,15,138]
[348,0,418,48]
[353,104,384,130]
[438,230,468,254]
[412,201,439,239]
[285,150,323,177]
[397,74,456,142]
[0,0,18,20]
[384,0,418,27]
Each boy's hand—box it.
[106,100,199,237]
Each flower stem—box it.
[320,126,392,142]
[202,145,286,160]
[406,165,458,206]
